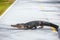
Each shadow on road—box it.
[58,29,60,39]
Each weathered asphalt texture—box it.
[58,29,60,39]
[0,0,60,25]
[0,0,60,40]
[0,24,59,40]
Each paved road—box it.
[0,0,60,25]
[0,0,60,40]
[0,24,59,40]
[58,29,60,39]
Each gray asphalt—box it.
[58,29,60,39]
[0,0,60,40]
[0,24,60,40]
[0,0,60,25]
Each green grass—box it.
[0,0,14,16]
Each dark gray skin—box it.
[25,21,59,31]
[11,21,59,31]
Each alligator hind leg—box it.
[29,26,37,30]
[39,25,43,29]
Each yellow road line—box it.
[51,27,56,32]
